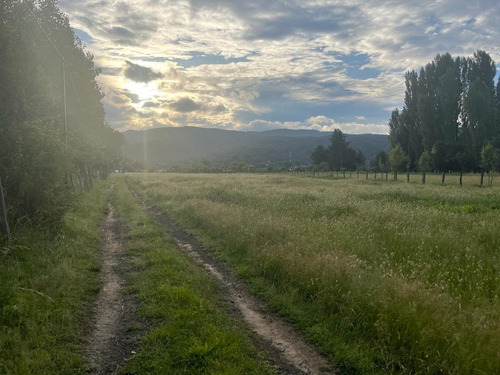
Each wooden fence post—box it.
[0,177,11,239]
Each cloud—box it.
[110,92,130,105]
[245,116,388,134]
[58,0,500,132]
[107,26,137,45]
[169,97,202,113]
[117,89,140,103]
[142,101,159,108]
[123,61,163,82]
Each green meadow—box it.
[125,172,500,374]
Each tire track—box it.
[84,203,137,374]
[135,193,336,375]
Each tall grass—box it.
[124,173,500,374]
[111,177,273,374]
[0,181,109,374]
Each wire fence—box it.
[283,170,495,187]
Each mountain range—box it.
[123,127,390,169]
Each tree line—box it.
[0,0,123,227]
[389,51,500,183]
[311,51,499,185]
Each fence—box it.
[283,170,494,187]
[0,177,11,238]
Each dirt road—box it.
[84,204,137,374]
[143,199,336,375]
[85,193,335,374]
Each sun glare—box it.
[123,81,160,102]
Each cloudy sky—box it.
[58,0,500,134]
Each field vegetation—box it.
[124,172,500,374]
[0,178,275,374]
[111,178,273,374]
[0,182,108,374]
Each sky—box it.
[58,0,500,134]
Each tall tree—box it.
[401,70,422,169]
[0,0,122,223]
[311,130,365,171]
[434,54,461,144]
[417,64,437,151]
[463,79,496,161]
[327,129,364,171]
[388,50,499,174]
[311,145,328,166]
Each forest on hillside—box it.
[0,0,122,226]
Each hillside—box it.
[123,127,389,169]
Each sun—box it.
[123,81,160,102]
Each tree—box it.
[388,50,499,175]
[417,151,432,184]
[389,144,409,180]
[311,145,328,165]
[467,50,496,95]
[375,151,390,180]
[463,79,496,158]
[388,109,405,148]
[318,161,329,172]
[310,130,365,172]
[328,129,349,171]
[480,143,498,186]
[435,54,461,144]
[0,0,123,224]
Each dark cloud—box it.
[212,103,227,113]
[100,67,122,76]
[138,110,153,118]
[102,102,138,129]
[110,93,130,105]
[109,26,135,39]
[115,89,140,103]
[244,6,359,40]
[190,0,361,41]
[124,61,163,82]
[107,26,138,45]
[142,101,159,108]
[170,97,201,112]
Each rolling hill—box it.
[123,126,390,169]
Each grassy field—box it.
[124,172,500,374]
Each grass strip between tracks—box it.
[112,177,273,375]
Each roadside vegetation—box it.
[0,1,122,230]
[0,182,108,374]
[125,172,500,374]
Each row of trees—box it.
[0,1,123,226]
[388,51,500,180]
